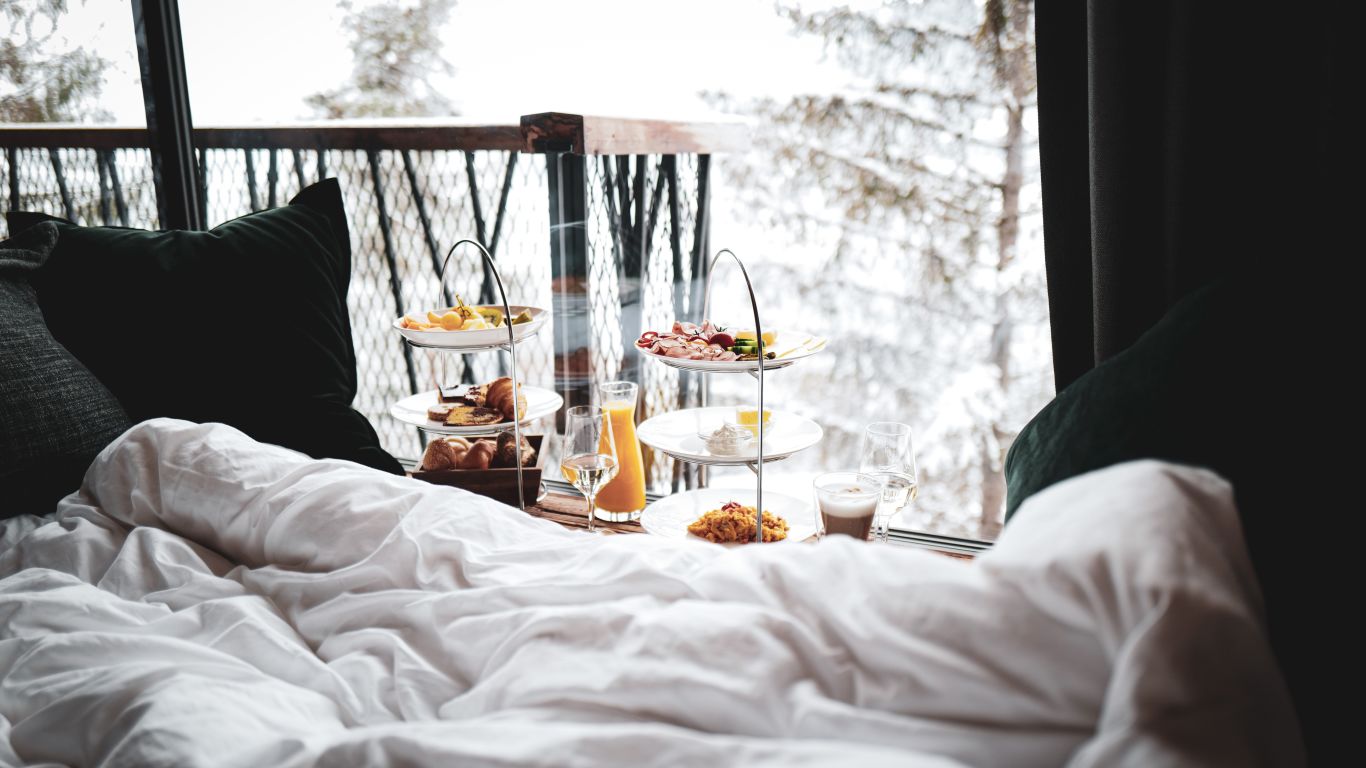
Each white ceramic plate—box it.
[637,406,823,466]
[635,329,825,372]
[393,305,547,349]
[390,386,563,435]
[639,488,817,544]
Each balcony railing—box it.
[0,114,749,494]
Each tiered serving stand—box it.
[636,250,826,542]
[388,239,561,510]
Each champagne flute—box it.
[560,405,619,533]
[858,421,918,542]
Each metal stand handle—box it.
[434,239,527,511]
[700,249,766,542]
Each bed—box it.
[0,418,1302,766]
[0,177,1306,765]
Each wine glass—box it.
[858,421,918,542]
[560,405,619,533]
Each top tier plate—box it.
[393,305,547,350]
[635,329,825,372]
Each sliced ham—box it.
[639,322,742,362]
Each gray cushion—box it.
[0,223,132,517]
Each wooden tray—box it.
[412,434,545,506]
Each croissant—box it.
[485,377,527,422]
[458,439,496,470]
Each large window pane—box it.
[1,0,156,231]
[174,0,1051,542]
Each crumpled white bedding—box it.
[0,419,1301,767]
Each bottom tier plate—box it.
[639,488,817,544]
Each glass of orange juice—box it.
[594,380,646,520]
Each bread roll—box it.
[420,438,458,471]
[492,432,536,468]
[419,437,472,471]
[458,439,496,470]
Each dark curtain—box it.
[1037,2,1340,390]
[1035,2,1346,758]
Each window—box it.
[4,0,1049,543]
[1,0,153,229]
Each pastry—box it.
[444,406,503,427]
[484,377,527,422]
[458,439,496,469]
[419,437,471,471]
[466,383,488,407]
[427,403,457,421]
[420,438,457,470]
[492,432,536,468]
[438,382,488,405]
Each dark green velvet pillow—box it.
[1002,276,1319,744]
[1005,281,1247,520]
[7,179,401,475]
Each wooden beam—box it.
[2,116,750,155]
[0,122,524,152]
[520,112,750,155]
[193,123,525,151]
[0,126,151,149]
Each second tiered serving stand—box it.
[635,249,826,542]
[389,239,561,510]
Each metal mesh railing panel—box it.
[2,136,706,477]
[1,147,160,230]
[585,157,626,386]
[576,154,707,493]
[190,145,558,459]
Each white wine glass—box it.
[560,405,619,533]
[858,421,918,542]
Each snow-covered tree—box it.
[1,0,110,122]
[710,0,1049,538]
[307,0,458,119]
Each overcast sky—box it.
[65,0,850,125]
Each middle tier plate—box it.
[637,406,823,466]
[391,386,563,435]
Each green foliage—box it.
[0,0,111,122]
[307,0,459,119]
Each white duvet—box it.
[0,419,1301,767]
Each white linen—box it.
[0,419,1301,767]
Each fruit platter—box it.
[634,321,826,372]
[393,293,547,350]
